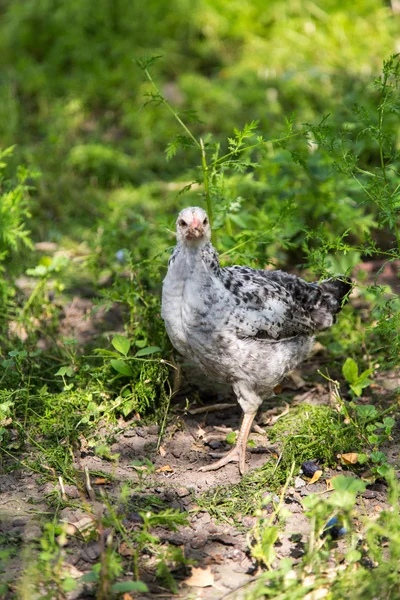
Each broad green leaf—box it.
[370,451,386,464]
[135,346,161,357]
[80,571,99,583]
[383,417,395,427]
[110,359,133,376]
[332,475,366,495]
[350,383,363,397]
[355,405,378,420]
[111,581,149,594]
[346,549,362,563]
[342,357,358,384]
[111,334,130,356]
[376,464,392,478]
[55,366,74,377]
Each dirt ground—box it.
[1,367,398,599]
[1,260,399,599]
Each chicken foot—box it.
[198,412,257,475]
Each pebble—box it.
[64,485,80,499]
[242,516,256,528]
[207,440,223,450]
[362,490,377,499]
[12,517,29,527]
[81,541,101,563]
[176,487,190,498]
[171,447,183,458]
[294,476,306,489]
[190,535,208,549]
[122,429,136,438]
[23,523,42,542]
[147,424,159,435]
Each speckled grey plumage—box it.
[161,207,351,470]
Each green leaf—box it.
[370,451,386,464]
[55,366,74,377]
[350,383,363,397]
[226,432,237,445]
[346,549,362,563]
[110,359,133,376]
[342,358,358,384]
[383,416,395,428]
[111,334,130,356]
[356,405,378,420]
[376,464,392,478]
[80,571,99,583]
[135,346,162,357]
[332,475,366,495]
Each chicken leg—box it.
[198,411,257,475]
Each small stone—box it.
[176,487,190,498]
[381,378,400,391]
[123,429,136,438]
[64,485,80,499]
[41,483,57,495]
[23,523,42,542]
[190,536,208,549]
[147,424,159,435]
[207,440,223,450]
[362,490,377,499]
[171,447,183,458]
[242,516,256,528]
[12,517,29,527]
[294,476,306,489]
[81,541,101,562]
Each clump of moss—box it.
[269,403,362,470]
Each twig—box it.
[58,476,67,502]
[188,402,237,414]
[84,465,96,501]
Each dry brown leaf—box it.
[122,594,134,600]
[184,566,214,588]
[197,426,207,439]
[159,445,167,457]
[64,564,84,579]
[156,465,174,473]
[326,478,335,491]
[63,515,96,539]
[119,541,134,557]
[94,477,109,485]
[341,453,359,465]
[307,470,323,485]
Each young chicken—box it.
[161,207,351,474]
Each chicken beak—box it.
[188,217,204,238]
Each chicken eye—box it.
[179,219,187,227]
[203,218,208,225]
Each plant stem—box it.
[144,68,200,150]
[377,72,389,188]
[200,137,214,234]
